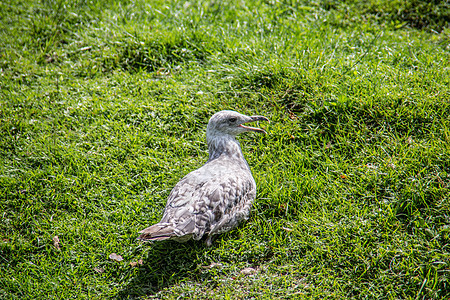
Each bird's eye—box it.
[229,117,237,123]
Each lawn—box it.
[1,0,449,299]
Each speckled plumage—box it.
[138,110,268,246]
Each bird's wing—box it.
[159,163,256,240]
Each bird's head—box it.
[206,110,269,138]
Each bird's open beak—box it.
[239,115,269,134]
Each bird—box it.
[138,110,269,246]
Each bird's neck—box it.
[206,134,247,164]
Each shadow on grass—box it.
[117,240,207,299]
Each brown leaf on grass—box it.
[156,68,170,76]
[240,267,257,276]
[53,235,60,250]
[130,259,143,267]
[288,111,298,120]
[94,267,104,273]
[109,253,123,262]
[202,262,223,269]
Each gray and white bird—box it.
[138,110,268,246]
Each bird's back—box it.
[138,155,256,243]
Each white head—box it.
[206,110,269,139]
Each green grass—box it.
[1,0,449,299]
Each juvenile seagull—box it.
[138,110,268,246]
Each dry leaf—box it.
[94,267,104,273]
[366,163,377,170]
[202,262,223,269]
[109,253,123,262]
[130,259,143,267]
[282,227,293,232]
[240,267,257,275]
[288,111,298,120]
[156,68,170,76]
[53,235,60,250]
